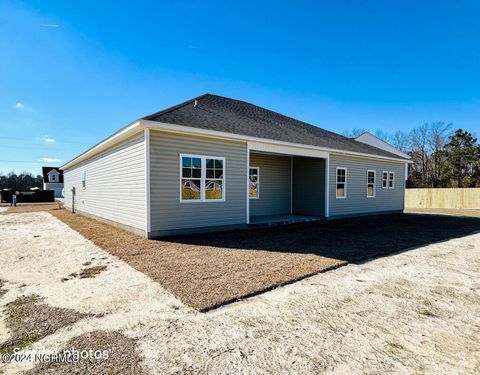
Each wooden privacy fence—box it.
[405,188,480,209]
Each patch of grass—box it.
[0,295,91,354]
[417,299,438,317]
[25,330,145,375]
[0,279,6,299]
[387,341,405,351]
[79,265,107,279]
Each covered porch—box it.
[247,144,329,226]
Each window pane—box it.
[205,180,223,199]
[183,157,192,168]
[182,179,201,200]
[206,169,214,178]
[249,182,258,198]
[182,168,191,178]
[214,170,223,179]
[192,168,201,178]
[249,168,257,176]
[368,185,374,197]
[337,184,345,197]
[215,159,223,169]
[192,158,201,168]
[206,159,214,168]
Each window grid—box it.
[180,154,225,202]
[249,167,259,199]
[367,170,375,198]
[336,167,347,199]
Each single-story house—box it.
[61,94,412,238]
[42,166,64,198]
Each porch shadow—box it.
[162,214,480,265]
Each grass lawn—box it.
[5,205,480,311]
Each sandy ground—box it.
[0,212,479,374]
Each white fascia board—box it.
[60,120,143,170]
[141,120,411,164]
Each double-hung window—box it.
[382,171,388,189]
[367,170,375,198]
[249,167,259,199]
[382,171,395,189]
[388,172,395,189]
[180,155,225,202]
[336,167,347,198]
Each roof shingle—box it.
[144,94,408,160]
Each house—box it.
[42,167,64,198]
[61,94,411,238]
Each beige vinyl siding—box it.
[328,154,405,217]
[63,133,146,233]
[249,153,291,217]
[292,157,326,216]
[149,130,247,235]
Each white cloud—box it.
[44,137,56,143]
[41,24,60,27]
[15,102,33,111]
[42,157,62,163]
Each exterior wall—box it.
[292,157,325,216]
[328,154,405,217]
[63,133,146,235]
[249,153,291,217]
[149,131,247,236]
[44,182,64,198]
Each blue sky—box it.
[1,0,480,174]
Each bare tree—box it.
[391,131,410,152]
[428,122,452,187]
[409,124,431,187]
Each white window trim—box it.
[249,166,260,199]
[389,171,395,189]
[382,171,388,189]
[367,170,376,198]
[179,154,226,203]
[336,167,347,199]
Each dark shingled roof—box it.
[143,94,408,160]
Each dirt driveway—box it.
[0,212,479,374]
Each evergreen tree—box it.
[440,129,480,187]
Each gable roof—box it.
[144,94,409,160]
[42,167,63,183]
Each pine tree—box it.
[440,129,480,187]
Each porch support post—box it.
[325,154,330,217]
[290,156,293,214]
[246,143,250,224]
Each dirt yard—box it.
[0,212,479,374]
[5,207,479,311]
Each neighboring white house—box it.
[42,167,64,198]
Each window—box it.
[51,174,56,182]
[367,170,375,198]
[389,172,395,189]
[180,154,225,202]
[382,171,388,189]
[249,167,259,199]
[336,167,347,198]
[81,171,86,189]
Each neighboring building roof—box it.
[42,167,64,183]
[354,132,411,160]
[144,94,410,160]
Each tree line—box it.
[344,123,480,188]
[0,172,44,191]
